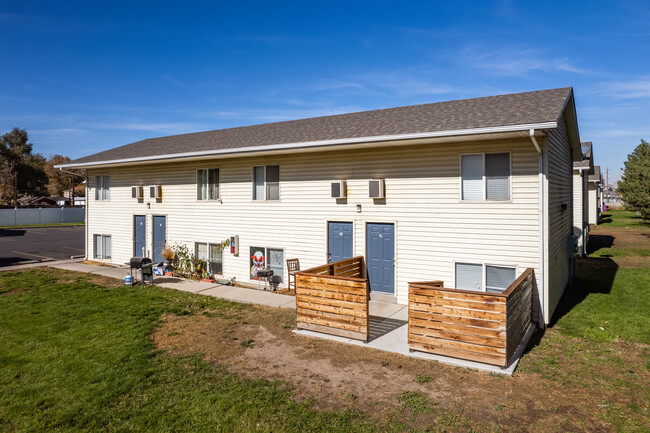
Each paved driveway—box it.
[0,225,85,267]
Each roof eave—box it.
[56,121,558,169]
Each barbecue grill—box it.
[128,257,154,287]
[256,269,274,291]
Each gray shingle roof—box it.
[589,166,601,182]
[67,87,573,166]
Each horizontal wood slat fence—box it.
[295,256,369,341]
[408,268,534,367]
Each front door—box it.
[366,223,395,294]
[152,216,166,262]
[328,221,353,263]
[134,215,146,257]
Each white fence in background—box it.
[0,207,85,226]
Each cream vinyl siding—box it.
[545,114,574,322]
[86,138,540,305]
[588,184,599,225]
[572,171,587,256]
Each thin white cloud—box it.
[461,45,588,76]
[306,72,457,97]
[601,77,650,98]
[80,121,207,134]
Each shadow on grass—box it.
[586,234,614,255]
[550,257,618,327]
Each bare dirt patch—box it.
[152,306,649,432]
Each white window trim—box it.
[454,261,518,293]
[459,152,512,202]
[249,245,285,283]
[196,168,220,201]
[251,165,280,201]
[94,174,111,201]
[93,234,112,260]
[194,241,224,276]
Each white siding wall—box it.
[86,138,541,305]
[572,171,587,256]
[588,184,599,225]
[545,115,574,322]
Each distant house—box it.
[59,87,583,325]
[573,143,594,256]
[18,196,58,206]
[50,196,70,206]
[588,166,603,225]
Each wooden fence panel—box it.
[408,269,534,367]
[296,256,369,341]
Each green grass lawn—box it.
[0,270,379,432]
[1,209,648,432]
[598,209,650,228]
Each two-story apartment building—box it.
[59,87,581,325]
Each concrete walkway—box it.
[2,260,530,374]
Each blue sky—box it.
[1,1,649,183]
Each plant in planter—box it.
[170,243,194,278]
[161,246,174,264]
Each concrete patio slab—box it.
[369,300,404,318]
[200,285,295,308]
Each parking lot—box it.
[0,225,85,267]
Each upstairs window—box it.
[461,153,510,201]
[197,168,219,200]
[94,175,110,200]
[252,165,279,200]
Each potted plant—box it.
[161,246,174,264]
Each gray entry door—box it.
[134,215,146,257]
[152,216,166,262]
[366,223,395,294]
[328,222,353,263]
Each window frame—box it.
[196,168,220,201]
[454,261,518,293]
[460,152,511,202]
[93,234,112,260]
[251,165,280,201]
[94,175,110,201]
[194,241,224,276]
[249,246,285,283]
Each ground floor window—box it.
[250,246,284,282]
[93,234,111,260]
[455,262,516,293]
[195,242,223,276]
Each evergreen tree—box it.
[618,139,650,220]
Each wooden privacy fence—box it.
[295,256,369,341]
[408,269,534,367]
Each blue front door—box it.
[328,222,353,263]
[134,215,146,257]
[152,216,166,262]
[366,223,395,294]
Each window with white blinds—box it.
[461,155,483,201]
[455,262,516,293]
[486,265,516,293]
[461,153,510,201]
[486,153,510,200]
[455,263,483,291]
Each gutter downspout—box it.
[530,129,545,328]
